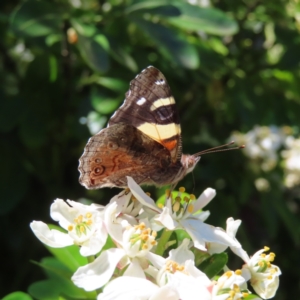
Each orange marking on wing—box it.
[162,139,177,151]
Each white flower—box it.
[211,270,256,300]
[30,199,107,256]
[72,214,161,291]
[97,276,180,300]
[241,247,281,299]
[127,177,240,252]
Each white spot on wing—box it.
[137,97,146,105]
[155,79,165,85]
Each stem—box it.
[155,228,173,256]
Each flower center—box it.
[165,260,185,274]
[68,212,93,237]
[129,222,157,251]
[164,187,196,216]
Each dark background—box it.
[1,0,299,299]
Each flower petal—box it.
[127,177,160,212]
[97,276,160,300]
[181,218,239,251]
[30,221,73,248]
[72,248,125,291]
[154,207,178,230]
[193,188,216,212]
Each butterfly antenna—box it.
[193,141,245,157]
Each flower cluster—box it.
[30,177,281,299]
[230,125,300,189]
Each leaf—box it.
[125,0,175,14]
[133,18,199,69]
[90,88,120,114]
[45,244,88,273]
[198,253,228,278]
[3,292,33,300]
[10,0,62,37]
[168,3,238,36]
[77,33,110,73]
[29,258,96,299]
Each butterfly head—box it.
[181,154,201,175]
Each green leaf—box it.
[77,33,110,73]
[168,3,238,36]
[80,74,127,91]
[29,258,96,299]
[41,225,88,272]
[198,253,228,278]
[91,88,120,114]
[125,0,174,14]
[3,292,33,300]
[133,18,199,69]
[10,0,62,37]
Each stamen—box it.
[235,269,242,275]
[179,187,185,193]
[187,204,194,213]
[264,246,270,251]
[173,201,180,212]
[68,225,73,231]
[190,194,196,200]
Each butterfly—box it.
[78,66,201,189]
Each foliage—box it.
[1,0,299,299]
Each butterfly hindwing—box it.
[108,66,182,162]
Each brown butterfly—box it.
[78,66,240,189]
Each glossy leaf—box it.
[10,0,62,37]
[168,3,238,35]
[198,253,228,278]
[3,292,33,300]
[133,18,199,69]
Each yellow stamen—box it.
[86,212,92,218]
[225,271,233,278]
[190,194,196,200]
[68,225,73,231]
[157,203,164,208]
[187,204,194,213]
[264,246,270,251]
[179,187,185,193]
[235,269,242,275]
[165,189,171,198]
[173,201,180,212]
[80,225,85,232]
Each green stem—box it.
[155,228,172,256]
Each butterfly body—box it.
[78,66,201,189]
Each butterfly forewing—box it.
[108,66,182,162]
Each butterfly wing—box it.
[79,123,179,189]
[108,66,182,163]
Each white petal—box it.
[154,207,178,230]
[97,277,160,300]
[181,219,239,251]
[123,258,146,278]
[30,221,73,248]
[72,248,125,291]
[193,188,216,212]
[168,239,194,263]
[50,199,79,230]
[127,177,160,212]
[149,285,180,300]
[252,275,279,299]
[79,222,107,256]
